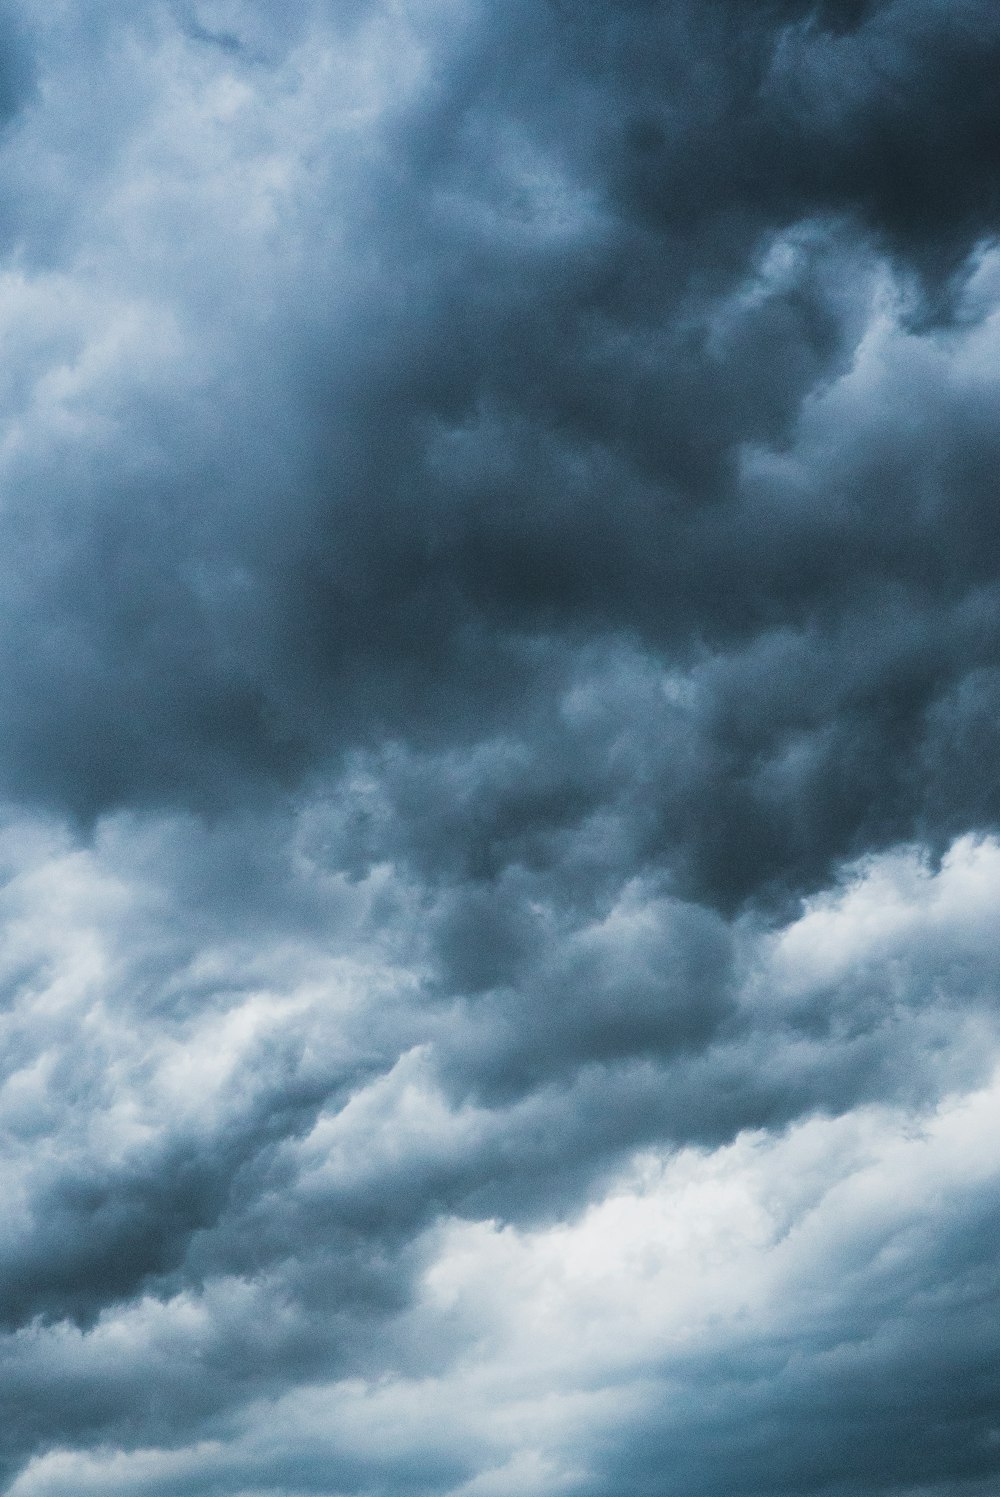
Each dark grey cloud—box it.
[0,0,995,916]
[0,1,999,1495]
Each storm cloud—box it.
[0,0,997,1493]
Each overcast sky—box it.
[0,1,998,1493]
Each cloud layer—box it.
[0,1,998,1493]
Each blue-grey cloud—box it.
[0,2,998,1494]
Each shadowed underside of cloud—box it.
[0,0,998,1494]
[0,0,996,899]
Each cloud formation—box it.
[0,0,998,1493]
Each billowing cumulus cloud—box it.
[0,0,998,1493]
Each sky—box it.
[0,0,998,1493]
